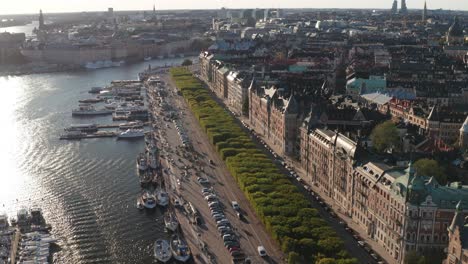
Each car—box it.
[231,250,245,257]
[236,212,243,219]
[217,219,230,225]
[213,215,225,221]
[208,201,220,206]
[228,247,240,253]
[357,241,366,247]
[224,240,240,247]
[201,188,211,193]
[197,177,210,184]
[329,212,337,218]
[244,258,252,264]
[209,159,214,165]
[353,234,361,240]
[223,234,233,241]
[218,226,231,233]
[231,201,240,211]
[257,246,267,257]
[364,246,372,253]
[205,194,217,201]
[370,253,380,260]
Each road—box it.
[146,72,285,264]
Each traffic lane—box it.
[178,97,279,263]
[164,75,283,263]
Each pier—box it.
[59,131,117,140]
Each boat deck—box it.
[59,131,117,140]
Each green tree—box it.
[242,99,249,116]
[414,158,447,184]
[405,250,422,264]
[316,258,337,264]
[370,120,400,153]
[288,251,300,264]
[181,59,193,66]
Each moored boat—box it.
[136,153,148,172]
[118,129,145,139]
[170,234,191,262]
[156,188,169,207]
[154,239,171,263]
[164,211,179,232]
[142,190,157,209]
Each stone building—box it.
[300,127,468,263]
[249,84,299,155]
[445,203,468,264]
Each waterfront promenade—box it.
[147,71,284,263]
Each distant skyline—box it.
[1,0,468,15]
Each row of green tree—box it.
[170,67,357,264]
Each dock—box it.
[10,230,20,264]
[59,131,117,140]
[96,122,149,129]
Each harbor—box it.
[0,207,58,264]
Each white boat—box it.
[88,87,103,94]
[120,121,144,130]
[147,152,158,170]
[142,191,157,209]
[0,213,8,229]
[144,56,152,61]
[156,189,169,207]
[154,239,172,263]
[164,211,179,232]
[137,196,144,210]
[170,234,191,262]
[136,153,148,171]
[118,129,145,139]
[72,105,112,116]
[64,124,98,132]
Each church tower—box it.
[391,0,398,15]
[422,1,427,22]
[400,0,408,15]
[39,10,45,30]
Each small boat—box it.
[140,171,152,185]
[59,131,84,140]
[72,105,112,116]
[164,211,179,232]
[64,124,98,133]
[78,98,103,103]
[170,234,191,262]
[154,239,172,263]
[118,129,145,139]
[156,188,169,207]
[144,56,152,61]
[120,121,144,130]
[88,87,103,94]
[136,153,148,172]
[147,152,158,170]
[137,196,145,210]
[30,207,45,226]
[142,191,157,209]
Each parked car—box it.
[357,241,366,247]
[257,246,267,257]
[231,201,240,211]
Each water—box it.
[0,58,190,263]
[0,21,37,36]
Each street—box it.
[146,72,284,264]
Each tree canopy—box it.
[370,120,400,153]
[414,158,447,185]
[181,59,193,66]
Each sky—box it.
[1,0,468,15]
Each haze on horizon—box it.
[1,0,468,15]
